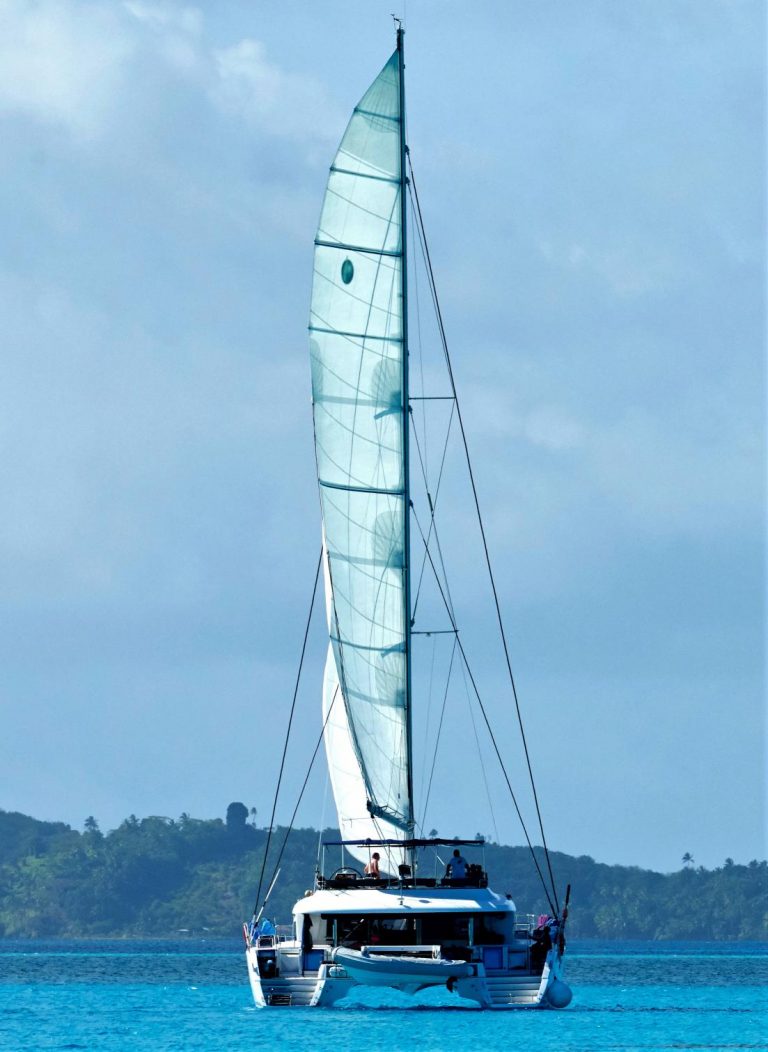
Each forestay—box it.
[309,50,412,865]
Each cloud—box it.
[0,0,133,137]
[124,0,202,35]
[212,37,342,145]
[586,403,760,539]
[0,0,340,148]
[0,261,313,601]
[123,0,203,73]
[538,236,686,298]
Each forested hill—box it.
[0,808,765,940]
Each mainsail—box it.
[309,48,412,868]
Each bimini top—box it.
[293,885,516,917]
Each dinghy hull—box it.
[331,946,474,988]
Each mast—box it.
[397,23,415,842]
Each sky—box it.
[0,0,764,876]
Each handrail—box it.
[314,872,489,891]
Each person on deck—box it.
[529,916,553,971]
[446,849,467,879]
[364,852,381,878]
[301,914,313,953]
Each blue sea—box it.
[0,940,765,1051]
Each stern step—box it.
[266,992,293,1006]
[485,975,543,1007]
[263,977,317,1007]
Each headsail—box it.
[321,645,410,873]
[310,48,412,865]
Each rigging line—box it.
[410,505,557,915]
[252,548,323,920]
[417,633,438,808]
[315,769,330,871]
[407,178,444,357]
[410,417,457,624]
[406,183,457,622]
[408,156,560,915]
[410,402,456,623]
[460,657,501,846]
[409,181,429,487]
[419,635,457,832]
[258,685,340,918]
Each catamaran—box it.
[244,24,573,1010]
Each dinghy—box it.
[332,946,474,989]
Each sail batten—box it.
[310,48,411,870]
[330,166,400,185]
[309,325,403,342]
[314,240,402,257]
[319,480,404,496]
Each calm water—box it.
[0,939,766,1051]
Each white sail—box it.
[322,645,407,874]
[310,50,412,843]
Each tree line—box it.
[0,808,764,940]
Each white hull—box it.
[245,944,570,1010]
[245,880,572,1010]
